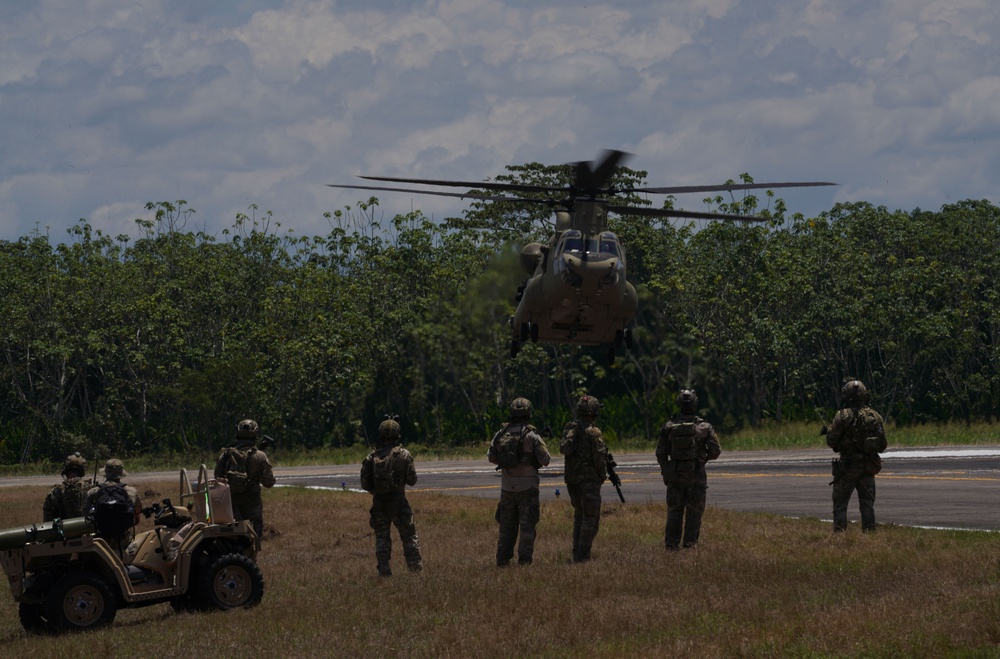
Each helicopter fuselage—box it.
[512,226,636,347]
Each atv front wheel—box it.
[45,570,117,632]
[199,553,264,610]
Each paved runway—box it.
[276,446,1000,531]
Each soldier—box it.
[560,395,608,563]
[655,389,722,550]
[43,453,92,522]
[87,459,142,521]
[360,417,423,576]
[487,397,551,567]
[826,380,887,532]
[86,459,143,549]
[214,419,276,538]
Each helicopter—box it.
[328,150,835,364]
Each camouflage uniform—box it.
[655,390,722,550]
[213,420,276,538]
[42,453,92,522]
[560,396,608,563]
[360,419,422,576]
[487,398,551,566]
[826,380,887,532]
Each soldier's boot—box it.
[377,562,392,577]
[860,504,876,532]
[406,561,423,573]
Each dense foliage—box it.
[2,171,999,463]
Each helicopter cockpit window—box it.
[561,230,584,255]
[599,233,621,258]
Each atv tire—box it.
[199,553,264,610]
[45,570,117,632]
[18,601,49,634]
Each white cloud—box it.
[0,0,998,241]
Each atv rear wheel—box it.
[18,601,49,634]
[45,570,117,632]
[199,553,264,610]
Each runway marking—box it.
[712,472,1000,482]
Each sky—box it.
[1,0,998,243]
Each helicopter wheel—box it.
[624,327,634,349]
[520,323,529,342]
[606,345,616,365]
[510,339,520,359]
[530,322,539,343]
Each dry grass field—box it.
[1,477,999,658]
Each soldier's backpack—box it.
[665,421,699,484]
[494,426,529,469]
[89,483,135,539]
[372,447,402,494]
[219,446,254,494]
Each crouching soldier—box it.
[360,417,423,576]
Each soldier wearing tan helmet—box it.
[655,389,721,550]
[43,452,93,522]
[487,397,551,566]
[360,416,422,576]
[559,395,608,563]
[86,459,142,525]
[825,380,887,532]
[214,419,276,538]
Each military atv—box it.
[0,465,263,633]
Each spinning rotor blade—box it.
[631,181,837,195]
[327,183,566,206]
[572,149,631,193]
[605,204,771,223]
[358,175,561,195]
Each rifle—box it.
[814,408,829,436]
[258,434,276,451]
[606,453,625,503]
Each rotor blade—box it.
[327,183,539,204]
[358,175,562,195]
[327,183,567,207]
[605,204,771,223]
[573,149,631,192]
[628,181,838,195]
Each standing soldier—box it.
[214,419,276,538]
[826,380,887,532]
[488,397,551,567]
[360,416,423,576]
[560,395,608,563]
[43,453,92,522]
[655,389,722,550]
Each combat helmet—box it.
[677,389,698,415]
[102,459,127,481]
[62,452,87,477]
[236,419,260,440]
[510,397,533,421]
[842,380,869,406]
[576,395,601,418]
[379,416,401,441]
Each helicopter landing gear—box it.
[520,323,530,342]
[624,327,634,349]
[510,339,520,359]
[529,322,539,343]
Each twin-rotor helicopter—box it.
[329,150,835,364]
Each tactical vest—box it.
[60,478,89,519]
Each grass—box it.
[1,479,999,657]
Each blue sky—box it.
[1,0,997,242]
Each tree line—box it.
[2,166,999,464]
